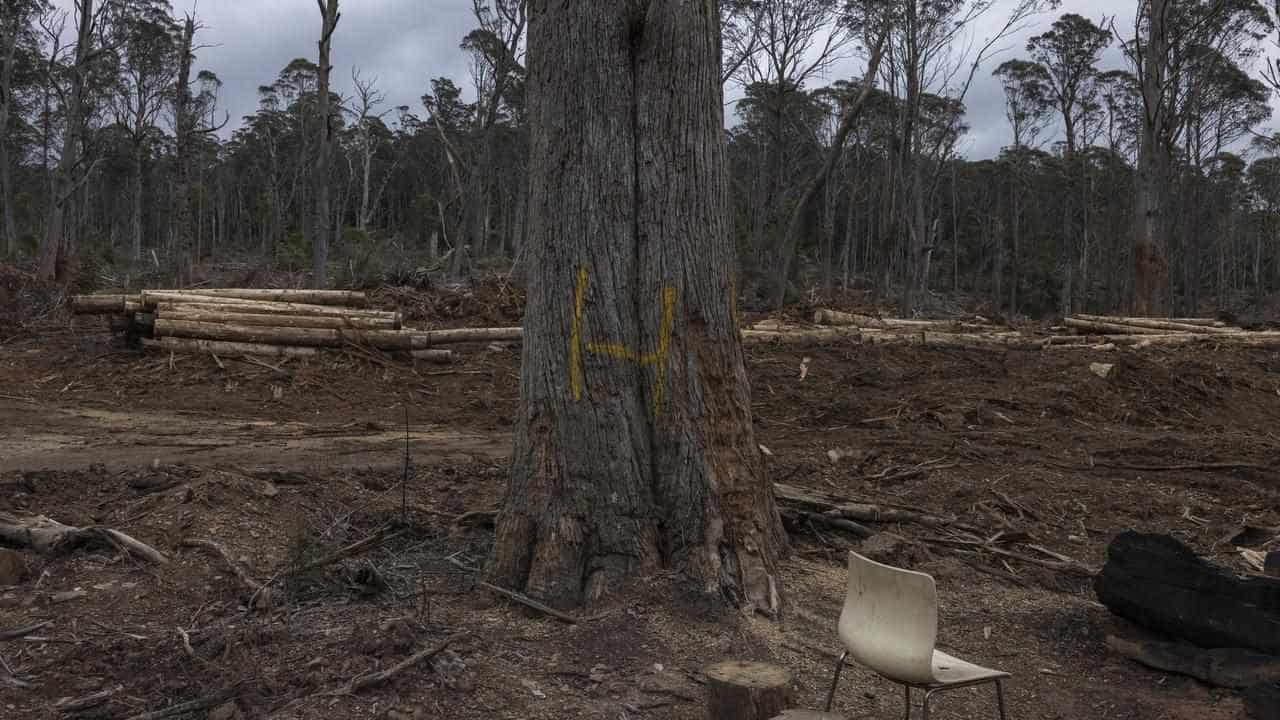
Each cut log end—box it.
[705,660,793,720]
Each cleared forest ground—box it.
[2,299,1279,719]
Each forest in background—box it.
[3,0,1280,318]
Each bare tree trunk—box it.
[131,142,143,261]
[488,0,787,613]
[39,0,95,281]
[172,16,196,282]
[1134,0,1169,316]
[312,0,339,289]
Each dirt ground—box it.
[3,305,1280,719]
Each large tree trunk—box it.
[487,0,787,613]
[172,16,196,283]
[1134,0,1169,316]
[312,0,339,289]
[131,141,144,261]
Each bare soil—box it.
[2,308,1279,719]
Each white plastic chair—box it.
[822,551,1009,719]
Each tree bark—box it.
[172,16,196,282]
[1134,0,1170,316]
[312,0,340,289]
[487,0,787,613]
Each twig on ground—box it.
[448,556,581,624]
[180,538,262,591]
[327,634,462,695]
[0,620,52,641]
[121,686,240,720]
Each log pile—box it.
[804,308,1280,350]
[71,289,521,360]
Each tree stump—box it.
[705,660,793,720]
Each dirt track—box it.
[0,400,509,472]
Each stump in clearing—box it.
[705,660,793,720]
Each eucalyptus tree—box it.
[0,0,49,255]
[488,0,786,613]
[312,0,340,288]
[108,0,175,262]
[994,58,1052,314]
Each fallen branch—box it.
[773,483,978,534]
[54,685,123,712]
[121,686,240,720]
[328,634,461,695]
[1106,635,1280,689]
[291,528,401,575]
[180,538,262,591]
[0,514,167,564]
[924,536,1097,576]
[448,557,581,624]
[0,620,52,642]
[781,509,874,539]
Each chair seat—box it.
[926,649,1010,687]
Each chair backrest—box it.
[837,550,938,685]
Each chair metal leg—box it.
[995,679,1007,720]
[823,651,847,712]
[902,685,912,720]
[922,689,934,720]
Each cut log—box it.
[72,294,130,314]
[1105,635,1280,689]
[742,327,1034,348]
[813,309,888,328]
[1097,316,1225,328]
[155,319,521,350]
[152,288,366,306]
[1063,318,1169,335]
[0,513,167,564]
[1072,314,1240,335]
[156,309,399,330]
[705,660,793,720]
[1094,532,1280,655]
[813,309,995,332]
[410,349,454,363]
[155,300,398,321]
[141,337,319,358]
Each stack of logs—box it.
[1054,313,1272,348]
[802,308,1280,350]
[71,289,521,360]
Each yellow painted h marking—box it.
[570,266,676,415]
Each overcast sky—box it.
[54,0,1273,158]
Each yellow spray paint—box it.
[570,266,677,415]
